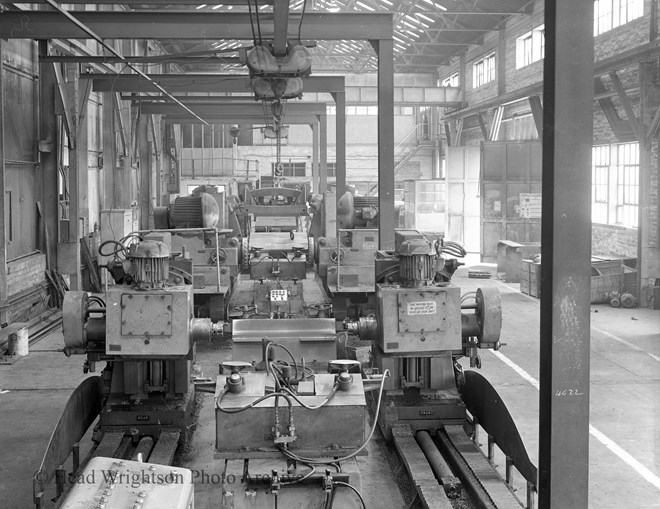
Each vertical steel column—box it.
[38,41,59,271]
[0,40,7,324]
[539,1,593,508]
[102,92,115,210]
[64,65,86,290]
[374,39,395,250]
[319,111,328,193]
[638,61,656,305]
[138,112,150,229]
[333,91,347,199]
[312,121,319,194]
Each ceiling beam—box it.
[23,0,271,3]
[40,55,241,64]
[81,73,345,93]
[138,101,327,115]
[162,115,319,124]
[0,11,393,40]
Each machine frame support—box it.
[319,111,327,194]
[373,38,395,250]
[332,90,347,199]
[0,40,7,324]
[312,121,319,193]
[38,41,60,273]
[539,1,593,507]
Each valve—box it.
[220,361,251,394]
[270,470,280,497]
[322,469,334,496]
[308,302,332,318]
[328,360,361,391]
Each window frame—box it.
[472,53,496,88]
[591,142,639,228]
[441,72,459,87]
[515,25,545,69]
[594,0,644,36]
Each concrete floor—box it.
[0,265,658,508]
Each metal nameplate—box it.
[406,300,437,315]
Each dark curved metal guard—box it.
[33,375,105,507]
[459,370,537,489]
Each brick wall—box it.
[592,224,638,258]
[6,252,47,297]
[5,252,49,323]
[594,8,650,61]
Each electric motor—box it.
[397,238,436,286]
[170,194,220,228]
[127,240,170,289]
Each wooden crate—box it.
[520,259,541,298]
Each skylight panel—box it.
[422,0,447,10]
[355,1,375,11]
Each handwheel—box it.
[211,248,228,264]
[475,287,502,344]
[329,248,345,263]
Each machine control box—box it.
[376,284,461,354]
[215,373,366,454]
[106,285,194,356]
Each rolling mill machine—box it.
[34,85,536,509]
[344,230,537,508]
[34,235,217,508]
[311,191,381,322]
[200,229,536,508]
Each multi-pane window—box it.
[272,161,306,177]
[326,162,336,177]
[327,106,379,115]
[616,143,639,227]
[592,146,610,224]
[594,0,644,36]
[516,25,545,68]
[472,53,495,88]
[181,124,243,148]
[441,73,459,87]
[591,142,639,228]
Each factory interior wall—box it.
[436,0,659,302]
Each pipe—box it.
[415,430,456,482]
[131,436,155,462]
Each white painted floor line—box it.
[493,278,660,361]
[492,350,539,390]
[592,325,660,363]
[490,350,660,491]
